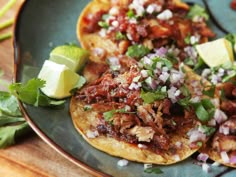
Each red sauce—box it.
[231,0,236,10]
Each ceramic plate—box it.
[14,0,236,176]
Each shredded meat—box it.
[212,118,236,152]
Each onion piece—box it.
[230,156,236,164]
[197,153,209,162]
[219,125,229,135]
[202,163,211,173]
[214,109,228,124]
[220,151,230,163]
[117,159,129,167]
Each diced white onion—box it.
[220,151,230,163]
[173,154,180,161]
[214,109,228,124]
[86,130,99,139]
[202,163,211,173]
[219,125,230,135]
[188,129,206,143]
[144,163,152,169]
[138,144,148,149]
[146,4,161,14]
[109,7,119,16]
[197,153,209,162]
[157,9,173,21]
[175,141,182,148]
[230,156,236,164]
[117,159,129,167]
[207,118,216,126]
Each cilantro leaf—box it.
[115,32,127,40]
[198,125,215,136]
[0,91,22,116]
[144,167,163,174]
[225,33,236,46]
[0,122,30,148]
[126,44,150,59]
[202,85,215,97]
[98,21,109,29]
[9,78,65,107]
[187,4,209,21]
[141,89,167,104]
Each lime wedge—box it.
[38,60,80,99]
[196,38,234,68]
[49,45,89,72]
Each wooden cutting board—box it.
[0,1,94,176]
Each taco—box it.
[70,51,217,164]
[201,81,236,168]
[77,0,215,64]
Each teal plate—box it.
[14,0,236,176]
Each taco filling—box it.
[77,0,215,63]
[70,49,218,164]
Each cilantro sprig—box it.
[0,91,31,148]
[126,44,150,59]
[187,4,209,21]
[9,78,65,107]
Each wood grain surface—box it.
[0,1,94,176]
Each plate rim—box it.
[13,1,111,177]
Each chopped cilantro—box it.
[141,89,167,104]
[126,44,150,59]
[184,34,191,45]
[98,21,109,29]
[198,125,215,136]
[202,85,215,98]
[144,167,163,174]
[115,32,127,40]
[197,141,203,147]
[187,4,209,21]
[192,99,215,122]
[225,33,236,46]
[84,105,92,111]
[184,57,195,66]
[194,57,206,71]
[127,9,136,19]
[103,108,132,122]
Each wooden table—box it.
[0,1,94,176]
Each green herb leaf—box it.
[0,91,22,116]
[0,122,29,149]
[127,9,136,19]
[98,21,109,29]
[115,32,127,40]
[194,57,205,71]
[144,167,163,174]
[203,85,215,97]
[126,44,150,59]
[184,34,191,45]
[187,4,209,21]
[195,104,210,122]
[9,78,65,107]
[0,116,25,126]
[201,99,215,109]
[198,125,215,136]
[225,33,236,46]
[141,89,167,104]
[184,58,195,66]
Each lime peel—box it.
[49,45,89,72]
